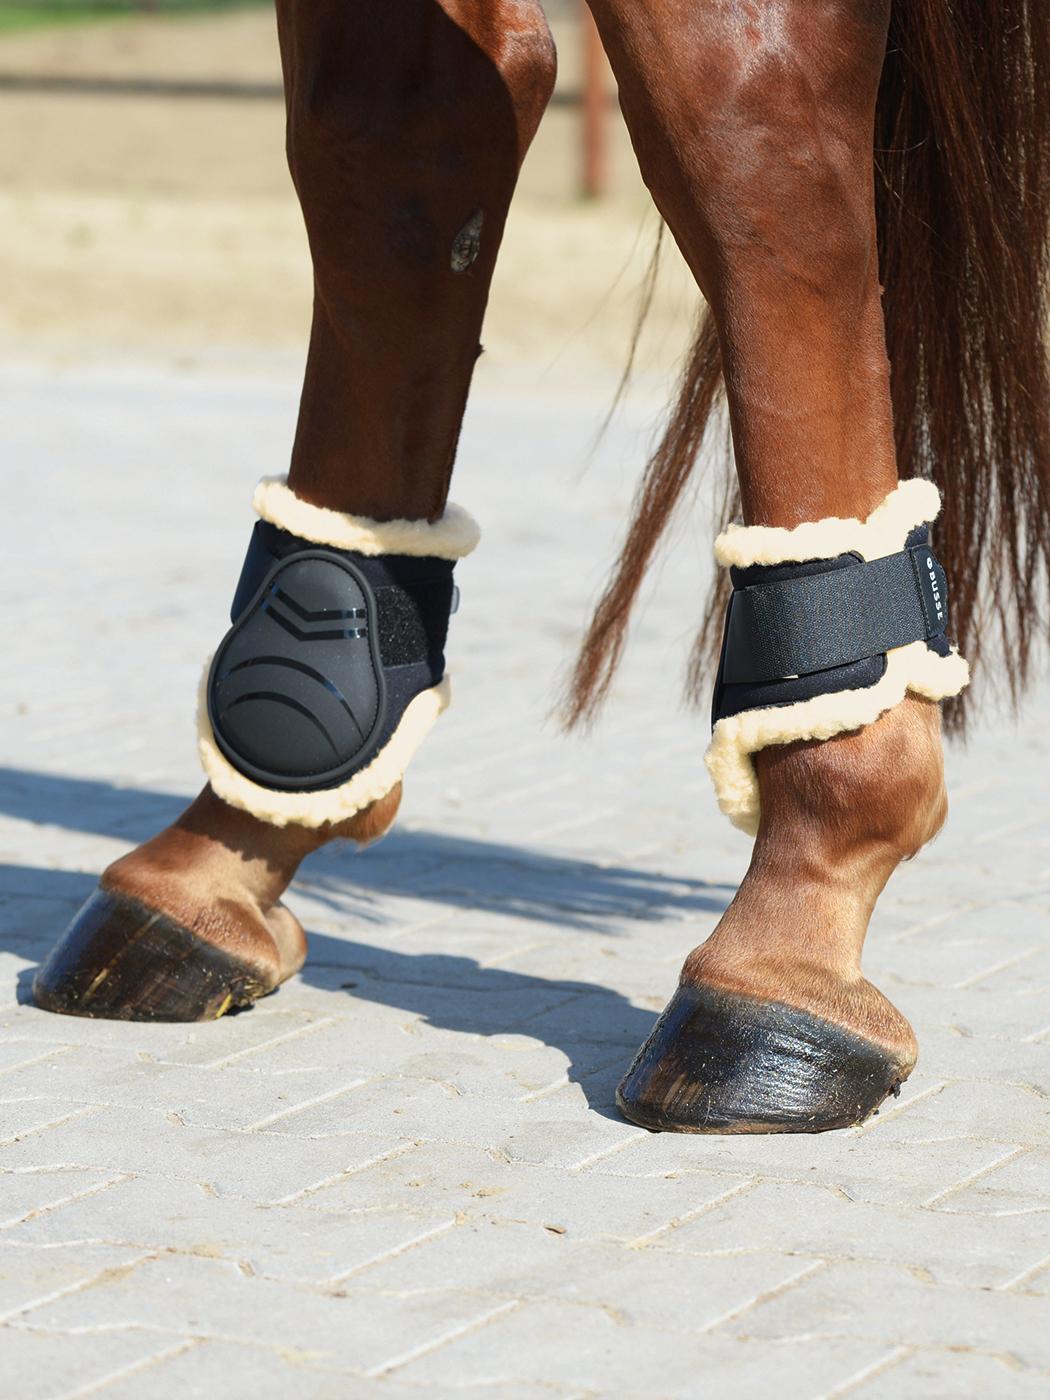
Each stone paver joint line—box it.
[922,1146,1030,1209]
[56,1339,199,1400]
[366,1299,522,1379]
[819,1344,913,1399]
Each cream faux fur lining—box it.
[198,672,451,828]
[715,478,942,569]
[253,475,480,560]
[705,642,970,837]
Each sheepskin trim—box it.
[715,479,942,569]
[706,642,970,837]
[198,673,451,829]
[253,475,481,560]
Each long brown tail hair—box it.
[565,0,1050,732]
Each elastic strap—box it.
[722,544,948,685]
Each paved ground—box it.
[2,359,1050,1398]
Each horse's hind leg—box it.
[590,0,943,1130]
[33,1,556,1021]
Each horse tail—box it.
[564,0,1050,731]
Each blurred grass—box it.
[0,1,267,34]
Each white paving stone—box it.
[1,361,1048,1395]
[0,1325,192,1400]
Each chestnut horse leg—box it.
[588,0,944,1130]
[33,1,556,1020]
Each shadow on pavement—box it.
[0,766,733,931]
[0,766,735,1114]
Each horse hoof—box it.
[32,889,276,1022]
[617,982,910,1134]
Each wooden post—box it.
[580,4,608,199]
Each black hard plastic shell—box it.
[207,550,388,792]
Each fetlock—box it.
[680,699,942,1054]
[757,694,948,881]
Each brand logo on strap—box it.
[925,555,944,623]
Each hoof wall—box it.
[32,889,274,1022]
[617,983,909,1135]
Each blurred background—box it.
[0,0,696,380]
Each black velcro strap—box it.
[721,545,948,685]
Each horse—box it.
[32,0,1050,1134]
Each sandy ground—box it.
[0,9,697,375]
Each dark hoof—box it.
[32,889,275,1022]
[617,983,910,1135]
